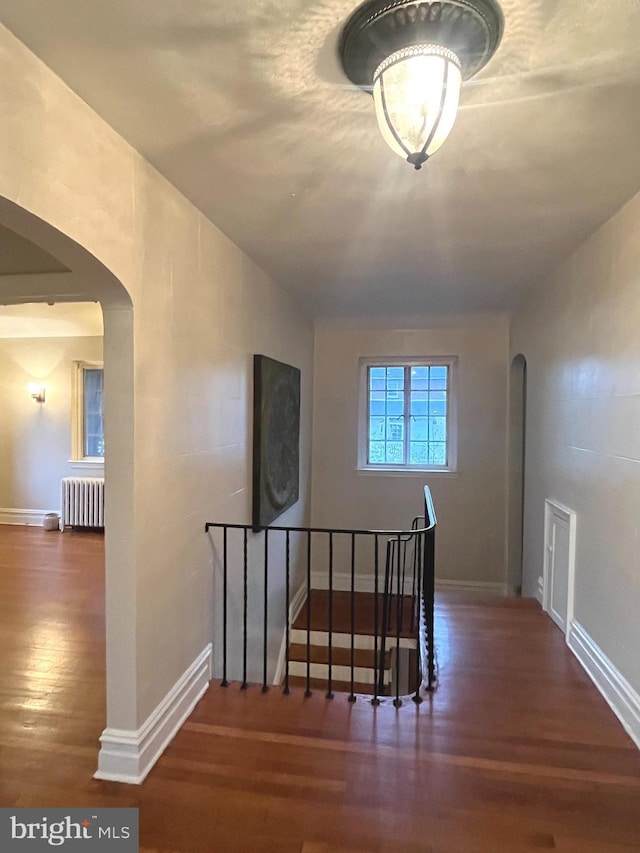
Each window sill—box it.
[356,467,458,477]
[68,459,105,469]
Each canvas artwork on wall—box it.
[252,355,301,531]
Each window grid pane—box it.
[368,366,407,464]
[83,368,105,457]
[368,363,449,467]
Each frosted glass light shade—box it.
[372,45,462,169]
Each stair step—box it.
[289,628,416,651]
[286,676,391,697]
[288,643,391,669]
[288,659,391,685]
[292,590,417,639]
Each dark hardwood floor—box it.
[1,525,639,852]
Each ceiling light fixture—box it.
[339,0,503,169]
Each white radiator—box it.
[61,477,105,528]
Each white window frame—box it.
[357,356,458,473]
[71,361,105,463]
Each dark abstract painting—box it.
[252,355,301,531]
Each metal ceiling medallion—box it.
[338,0,504,169]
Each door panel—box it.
[544,500,576,636]
[548,512,570,632]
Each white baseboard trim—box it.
[95,643,212,785]
[273,583,308,686]
[0,507,54,526]
[568,620,640,751]
[311,570,415,596]
[435,579,509,595]
[311,571,508,597]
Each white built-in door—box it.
[543,500,576,635]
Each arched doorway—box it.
[508,354,527,595]
[0,197,136,751]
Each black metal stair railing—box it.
[205,486,437,705]
[378,517,425,706]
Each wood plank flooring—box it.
[1,525,640,852]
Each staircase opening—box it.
[205,486,436,706]
[288,589,420,697]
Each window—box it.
[72,362,104,460]
[359,357,457,472]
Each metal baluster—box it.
[284,530,291,695]
[241,527,248,690]
[427,528,436,690]
[387,539,394,632]
[394,533,403,708]
[372,536,380,706]
[378,541,391,697]
[412,530,423,705]
[400,538,408,633]
[327,532,334,699]
[349,533,356,703]
[221,527,229,687]
[305,531,312,697]
[411,525,419,635]
[262,529,269,693]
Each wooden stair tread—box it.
[286,676,390,696]
[292,589,417,639]
[288,643,391,669]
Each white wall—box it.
[511,189,640,695]
[0,334,103,513]
[0,22,314,743]
[311,316,509,585]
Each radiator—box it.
[61,477,105,528]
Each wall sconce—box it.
[28,382,46,403]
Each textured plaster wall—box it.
[0,25,314,731]
[311,316,509,585]
[0,335,103,510]
[511,189,640,694]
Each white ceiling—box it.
[0,302,103,338]
[1,0,640,317]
